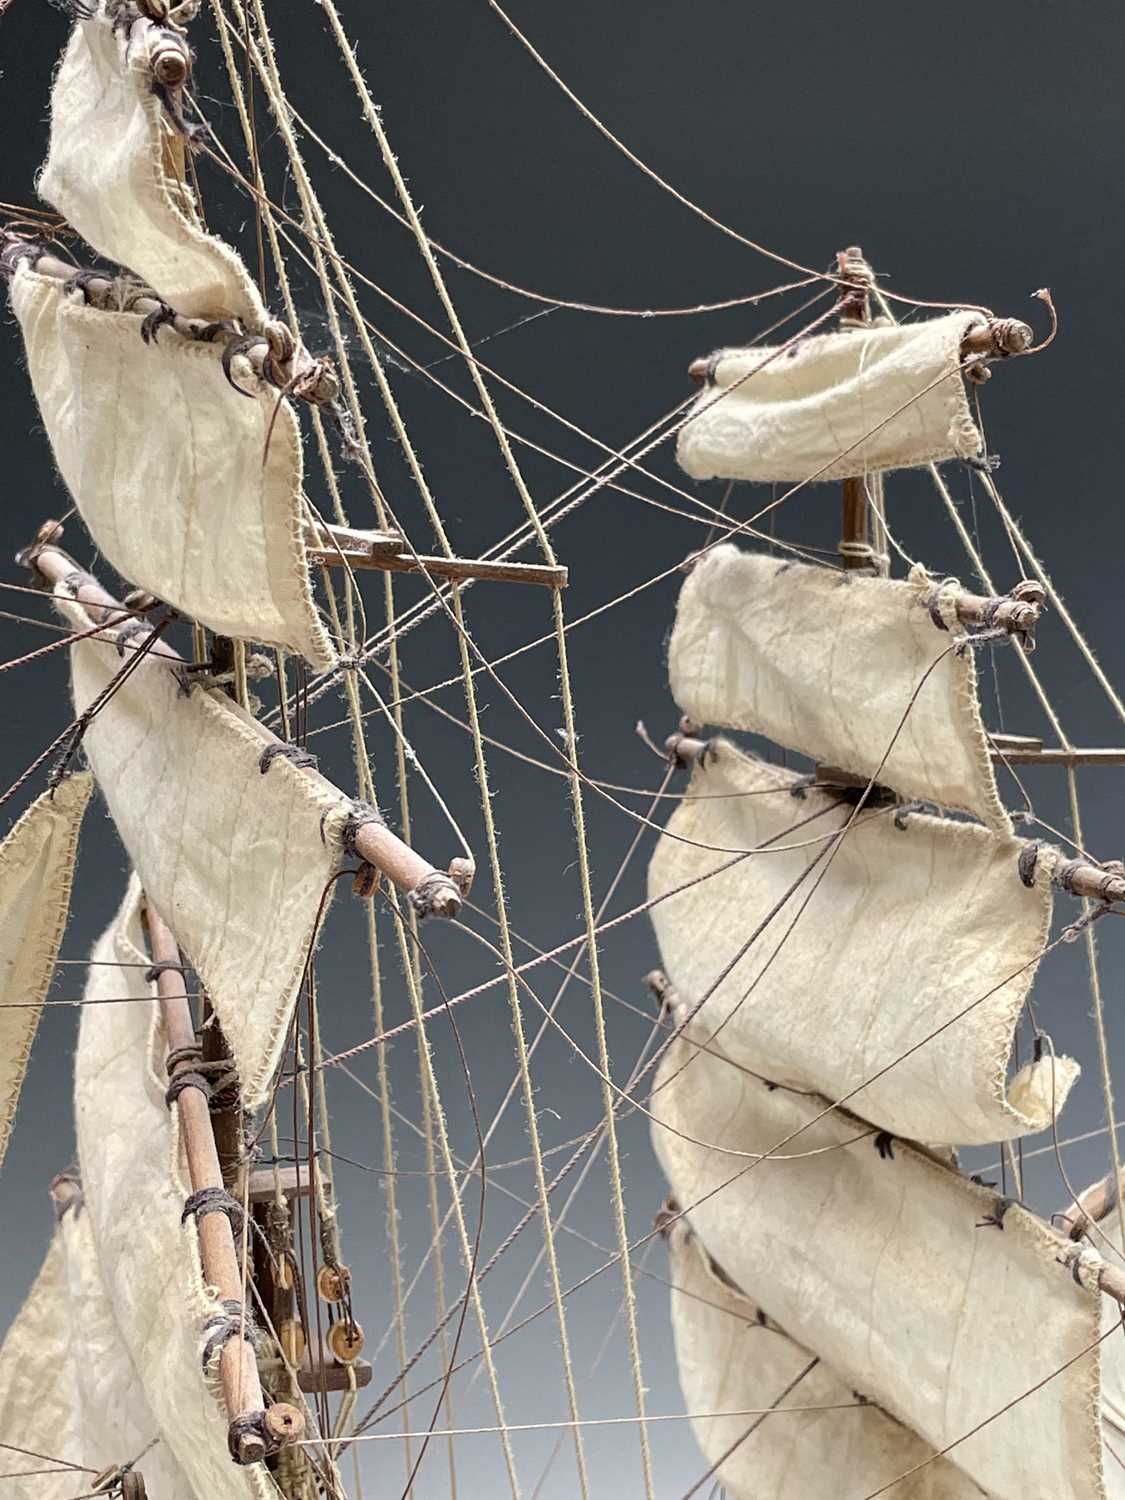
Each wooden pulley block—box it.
[264,1403,305,1446]
[316,1263,350,1303]
[121,1472,147,1500]
[91,1469,119,1493]
[275,1254,295,1292]
[327,1319,365,1364]
[278,1319,305,1365]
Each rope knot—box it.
[202,1298,258,1372]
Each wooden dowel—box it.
[1053,1168,1125,1242]
[687,315,1034,382]
[0,242,338,407]
[925,579,1045,638]
[307,534,568,590]
[989,747,1125,768]
[27,535,466,918]
[145,901,303,1465]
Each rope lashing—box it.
[139,301,177,346]
[182,1186,245,1238]
[337,799,385,858]
[836,538,890,572]
[165,1043,203,1073]
[64,268,109,305]
[201,1298,259,1372]
[975,1196,1014,1230]
[145,959,187,983]
[222,334,268,398]
[893,800,938,830]
[0,238,52,278]
[408,870,461,919]
[1060,1243,1103,1292]
[788,772,817,800]
[259,742,319,775]
[873,1131,895,1161]
[164,1071,211,1108]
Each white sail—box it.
[64,599,345,1107]
[39,5,267,326]
[0,773,90,1167]
[651,1024,1109,1500]
[676,312,984,483]
[12,267,335,669]
[73,883,266,1500]
[667,545,1008,831]
[664,1219,984,1498]
[648,741,1076,1145]
[0,1194,190,1500]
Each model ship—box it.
[1,3,1124,1498]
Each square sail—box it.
[667,545,1009,832]
[652,1031,1110,1500]
[664,1219,984,1498]
[64,599,345,1107]
[648,741,1076,1146]
[677,313,984,484]
[12,268,335,670]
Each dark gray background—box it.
[1,1,1123,1494]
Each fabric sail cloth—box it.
[63,595,345,1107]
[39,5,268,327]
[73,885,268,1500]
[12,268,334,669]
[664,1220,985,1499]
[648,742,1076,1145]
[0,1192,202,1500]
[667,545,1008,832]
[676,312,985,484]
[0,773,90,1168]
[651,1028,1111,1500]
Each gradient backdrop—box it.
[1,1,1124,1495]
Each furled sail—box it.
[651,1024,1111,1500]
[676,312,984,483]
[0,773,90,1167]
[667,545,1008,831]
[72,883,266,1500]
[11,266,335,669]
[62,596,345,1106]
[664,1218,984,1498]
[648,741,1076,1144]
[39,4,267,326]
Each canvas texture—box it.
[0,1202,192,1500]
[648,743,1075,1146]
[665,1220,985,1498]
[676,312,984,483]
[66,601,345,1107]
[39,8,268,326]
[651,1027,1107,1500]
[667,545,1009,832]
[13,268,334,669]
[0,773,90,1167]
[72,884,267,1500]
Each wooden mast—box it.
[835,246,881,576]
[145,902,303,1465]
